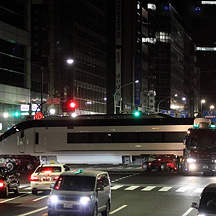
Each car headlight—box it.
[49,195,58,204]
[187,158,196,163]
[80,196,91,205]
[189,163,197,171]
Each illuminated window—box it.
[201,1,216,4]
[196,47,216,51]
[156,32,170,43]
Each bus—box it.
[0,114,194,165]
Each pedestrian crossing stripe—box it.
[141,186,156,191]
[20,184,204,193]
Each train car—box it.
[0,114,194,165]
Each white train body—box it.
[0,115,194,164]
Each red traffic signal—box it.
[62,100,77,112]
[68,101,76,109]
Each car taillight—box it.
[0,181,4,188]
[54,176,59,180]
[54,186,59,190]
[30,176,39,181]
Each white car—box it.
[30,163,70,195]
[48,169,111,216]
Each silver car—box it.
[48,169,111,216]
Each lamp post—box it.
[157,94,178,113]
[66,58,74,100]
[40,58,74,115]
[114,80,139,114]
[201,99,205,117]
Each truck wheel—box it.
[27,163,34,170]
[142,163,149,171]
[6,162,15,170]
[161,163,167,172]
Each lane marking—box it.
[159,186,172,192]
[141,186,156,191]
[111,185,124,190]
[33,195,49,202]
[181,207,194,216]
[0,194,27,203]
[193,188,204,193]
[109,205,127,214]
[16,206,48,216]
[175,187,188,192]
[124,186,139,191]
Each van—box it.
[192,183,216,216]
[48,169,111,216]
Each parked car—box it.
[48,169,111,216]
[30,163,70,195]
[0,164,20,198]
[191,183,216,215]
[141,154,177,172]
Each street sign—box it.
[203,110,216,123]
[47,98,60,104]
[34,112,43,120]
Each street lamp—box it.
[210,105,215,111]
[157,94,178,113]
[40,58,74,115]
[201,99,205,117]
[114,80,139,114]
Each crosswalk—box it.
[19,184,204,194]
[110,184,204,194]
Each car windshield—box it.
[55,176,95,191]
[35,166,62,173]
[190,137,216,148]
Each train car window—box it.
[90,133,114,143]
[140,132,163,143]
[67,133,90,143]
[35,132,39,144]
[165,132,186,142]
[114,132,138,143]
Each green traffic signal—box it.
[14,111,20,117]
[134,111,140,117]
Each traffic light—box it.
[14,111,20,117]
[134,111,141,117]
[62,100,77,112]
[68,101,76,109]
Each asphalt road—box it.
[0,165,215,216]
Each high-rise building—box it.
[46,0,108,115]
[0,1,31,131]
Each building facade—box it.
[0,1,31,132]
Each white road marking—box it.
[0,193,28,203]
[159,186,172,192]
[141,186,156,191]
[124,186,139,191]
[111,185,124,190]
[175,187,188,192]
[33,195,49,202]
[16,206,48,216]
[193,188,204,193]
[109,205,127,214]
[181,207,194,216]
